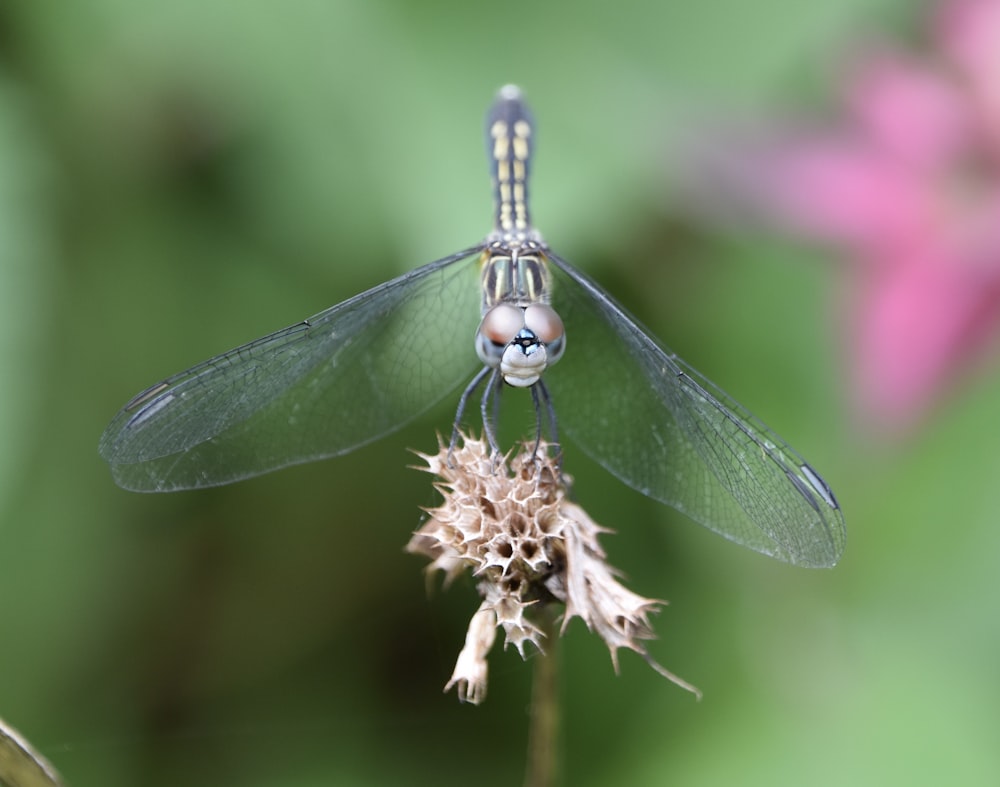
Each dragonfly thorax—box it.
[479,241,549,306]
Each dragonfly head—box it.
[476,303,565,387]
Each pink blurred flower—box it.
[701,0,1000,432]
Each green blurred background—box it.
[2,0,998,785]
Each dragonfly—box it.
[100,85,846,568]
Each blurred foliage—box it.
[0,0,998,785]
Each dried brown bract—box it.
[407,432,699,704]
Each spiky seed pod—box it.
[407,433,699,704]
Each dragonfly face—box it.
[100,84,846,568]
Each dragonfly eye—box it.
[524,304,565,364]
[476,303,525,367]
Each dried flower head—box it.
[406,432,700,704]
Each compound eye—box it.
[524,304,563,344]
[524,304,565,363]
[480,303,525,344]
[476,304,525,366]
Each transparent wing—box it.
[100,246,485,492]
[546,252,845,567]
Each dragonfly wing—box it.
[100,246,485,491]
[546,252,845,567]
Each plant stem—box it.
[524,610,559,787]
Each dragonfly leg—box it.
[449,365,492,467]
[530,383,544,458]
[534,379,566,484]
[492,369,503,445]
[481,370,503,465]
